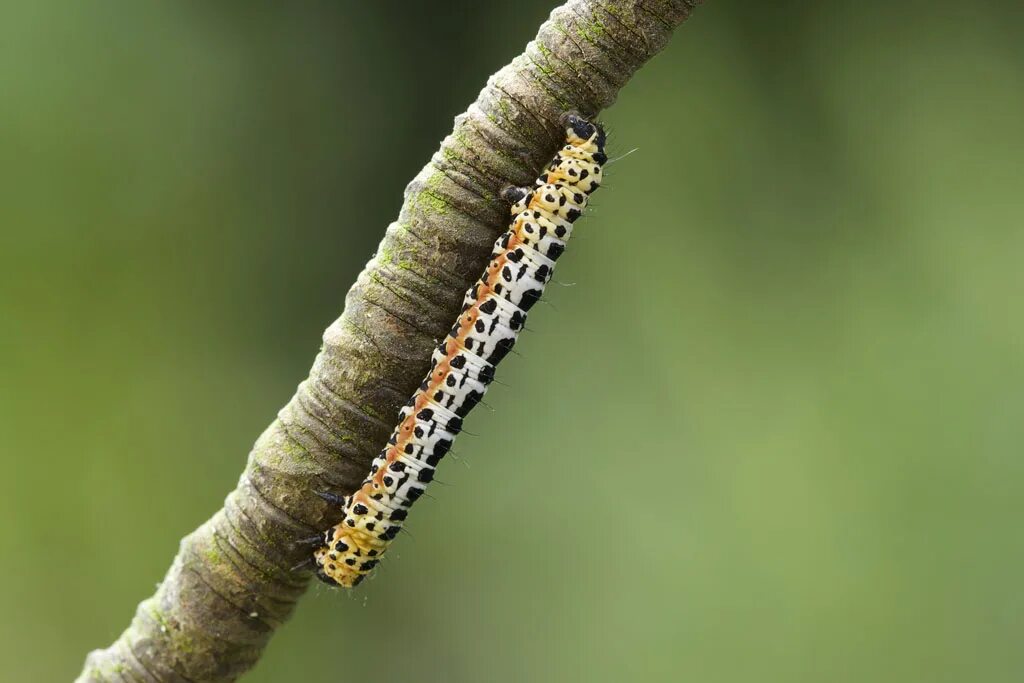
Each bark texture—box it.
[77,1,702,680]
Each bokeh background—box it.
[3,1,1023,681]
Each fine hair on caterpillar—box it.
[309,112,608,588]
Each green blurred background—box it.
[3,2,1023,681]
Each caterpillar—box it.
[309,113,607,588]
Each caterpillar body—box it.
[311,113,607,587]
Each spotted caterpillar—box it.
[309,113,607,587]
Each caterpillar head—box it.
[561,111,606,157]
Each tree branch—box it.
[77,1,702,680]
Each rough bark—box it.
[77,1,702,680]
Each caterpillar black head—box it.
[561,111,606,157]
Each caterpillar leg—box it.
[294,533,329,548]
[315,491,346,506]
[501,185,533,214]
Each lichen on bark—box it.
[77,1,701,680]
